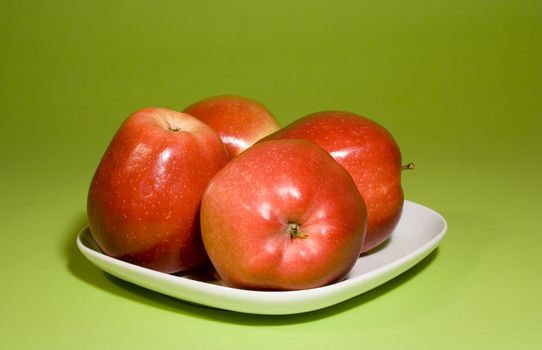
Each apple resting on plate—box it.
[184,95,280,158]
[87,108,229,273]
[263,111,410,253]
[200,139,368,290]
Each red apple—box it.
[183,95,280,158]
[200,139,367,290]
[263,111,407,253]
[87,108,229,273]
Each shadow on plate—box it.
[65,213,439,325]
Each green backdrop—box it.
[1,0,541,349]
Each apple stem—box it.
[166,121,181,132]
[402,163,415,170]
[288,223,307,239]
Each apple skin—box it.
[200,139,367,290]
[87,108,229,273]
[183,95,280,158]
[262,111,404,253]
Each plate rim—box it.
[76,200,447,314]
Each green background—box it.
[1,0,541,349]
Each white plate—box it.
[77,200,447,315]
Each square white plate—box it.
[77,200,447,315]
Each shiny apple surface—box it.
[200,139,367,290]
[263,111,405,253]
[87,108,229,273]
[184,95,280,158]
